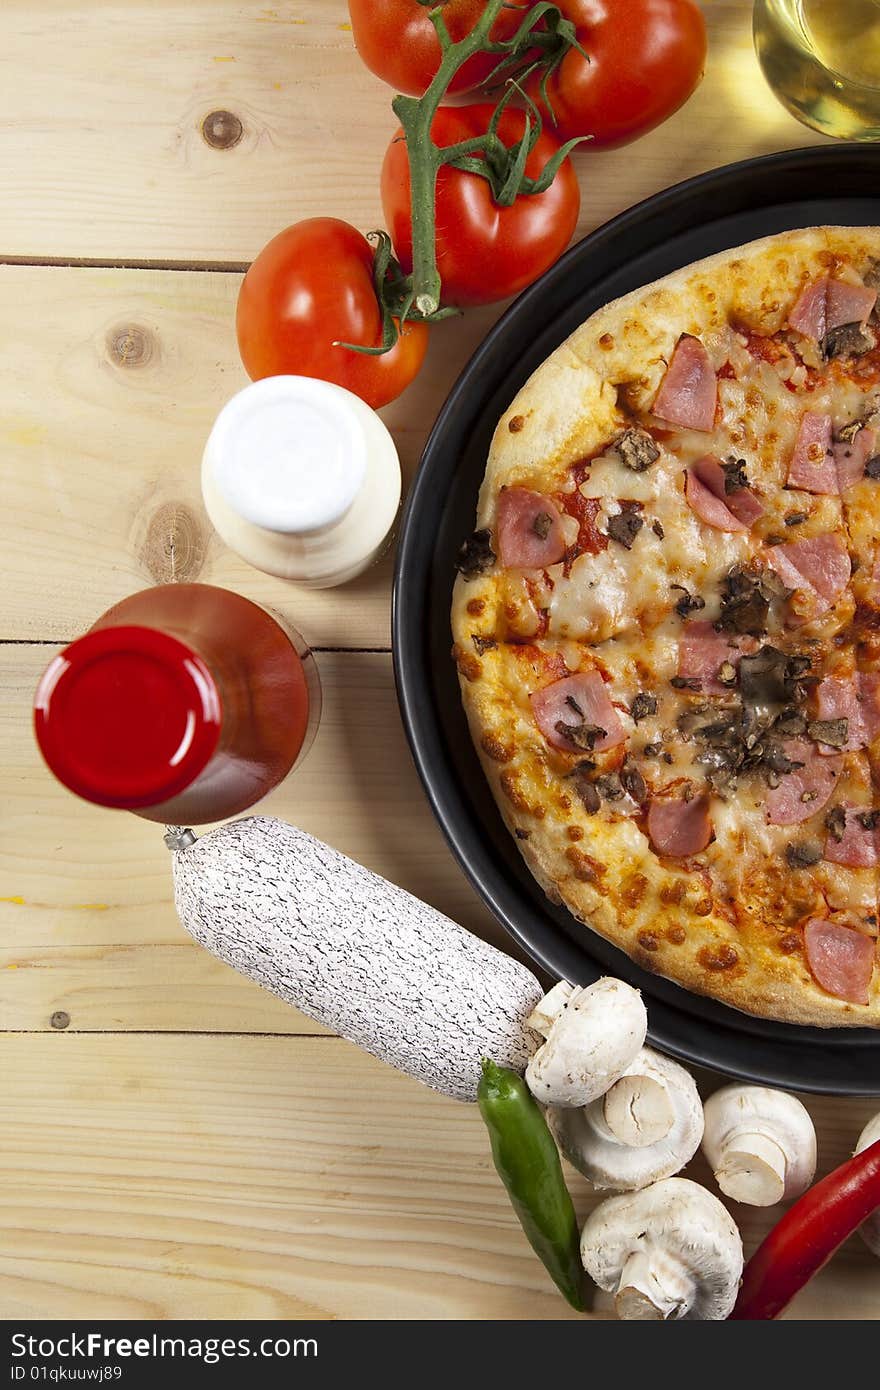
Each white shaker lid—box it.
[204,375,369,535]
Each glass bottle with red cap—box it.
[34,583,320,824]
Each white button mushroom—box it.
[546,1048,704,1191]
[701,1085,817,1207]
[580,1177,744,1321]
[524,977,647,1108]
[856,1113,880,1257]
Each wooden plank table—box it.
[1,0,878,1320]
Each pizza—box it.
[451,226,880,1028]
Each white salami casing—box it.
[171,816,543,1101]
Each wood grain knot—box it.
[202,110,244,149]
[141,503,208,585]
[107,324,154,369]
[50,1011,70,1030]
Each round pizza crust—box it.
[452,226,880,1029]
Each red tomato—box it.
[527,0,707,149]
[347,0,524,98]
[236,219,428,410]
[381,105,581,308]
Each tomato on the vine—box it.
[381,105,580,308]
[236,219,428,409]
[347,0,524,98]
[526,0,707,149]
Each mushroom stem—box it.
[702,1086,817,1208]
[615,1247,694,1321]
[526,980,574,1038]
[603,1072,676,1148]
[713,1129,789,1206]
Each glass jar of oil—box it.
[754,0,880,139]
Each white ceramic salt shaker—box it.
[201,375,401,588]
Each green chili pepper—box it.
[477,1058,585,1311]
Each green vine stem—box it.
[339,1,587,353]
[392,1,585,316]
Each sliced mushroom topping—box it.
[570,753,596,773]
[531,511,553,539]
[774,707,807,738]
[695,756,737,794]
[836,417,867,444]
[677,706,712,738]
[739,642,784,700]
[456,528,496,578]
[613,426,660,472]
[785,841,822,869]
[630,692,658,723]
[787,652,813,683]
[807,717,849,749]
[672,584,706,619]
[721,457,750,493]
[569,762,600,814]
[652,518,665,539]
[763,742,804,775]
[865,455,880,480]
[620,757,648,803]
[716,563,784,636]
[574,780,601,814]
[824,804,847,842]
[823,322,874,359]
[762,566,792,596]
[739,645,809,713]
[607,510,644,549]
[595,772,625,802]
[784,511,809,527]
[472,634,497,656]
[717,661,737,687]
[554,719,607,751]
[685,692,810,793]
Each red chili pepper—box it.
[730,1137,880,1320]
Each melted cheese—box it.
[545,480,748,642]
[576,456,662,501]
[547,548,640,641]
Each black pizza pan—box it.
[393,144,880,1096]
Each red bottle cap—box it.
[34,626,222,809]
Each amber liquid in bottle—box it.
[754,0,880,139]
[88,584,318,824]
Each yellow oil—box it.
[754,0,880,139]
